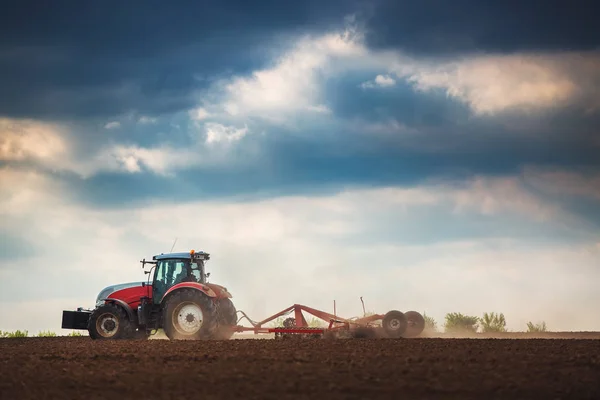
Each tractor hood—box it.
[95,282,146,305]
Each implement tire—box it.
[162,289,217,340]
[403,311,425,338]
[88,303,134,340]
[382,310,408,338]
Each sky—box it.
[1,0,599,334]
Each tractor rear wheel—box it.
[403,311,425,338]
[213,298,237,340]
[87,303,134,340]
[162,289,217,340]
[382,310,408,338]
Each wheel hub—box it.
[174,303,203,335]
[103,319,116,331]
[96,313,119,338]
[389,319,401,330]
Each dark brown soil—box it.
[1,336,599,399]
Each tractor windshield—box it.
[152,258,205,303]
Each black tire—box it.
[162,289,218,340]
[88,303,134,340]
[403,311,425,338]
[382,310,408,338]
[213,298,238,340]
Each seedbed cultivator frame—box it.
[232,302,425,339]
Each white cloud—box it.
[104,121,121,129]
[445,176,558,220]
[2,171,598,333]
[306,104,332,114]
[0,167,65,216]
[88,122,251,176]
[189,107,210,121]
[0,115,253,177]
[205,122,248,145]
[138,116,157,124]
[197,23,367,124]
[0,118,69,165]
[361,74,396,89]
[393,51,600,115]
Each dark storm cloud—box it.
[0,0,364,120]
[3,0,597,120]
[363,0,600,55]
[62,115,600,210]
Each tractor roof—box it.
[152,250,209,261]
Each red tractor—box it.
[62,250,237,340]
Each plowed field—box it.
[1,336,599,399]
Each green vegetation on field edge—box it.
[423,312,547,334]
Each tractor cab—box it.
[143,250,210,304]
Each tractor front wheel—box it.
[87,303,134,340]
[162,289,218,340]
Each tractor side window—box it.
[171,261,187,285]
[190,262,201,283]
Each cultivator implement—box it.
[232,303,425,339]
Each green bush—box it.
[480,312,507,333]
[423,312,438,332]
[526,321,548,332]
[67,331,84,337]
[444,312,479,333]
[0,330,28,338]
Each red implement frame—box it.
[233,303,384,335]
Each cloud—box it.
[189,22,600,133]
[362,0,600,55]
[189,107,209,121]
[0,1,363,120]
[138,116,157,124]
[394,51,600,115]
[88,122,254,176]
[0,167,65,216]
[196,22,367,124]
[0,117,70,168]
[0,116,255,178]
[523,167,600,201]
[205,122,248,145]
[103,121,121,129]
[360,74,396,89]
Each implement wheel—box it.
[162,289,218,340]
[382,310,407,338]
[88,303,134,340]
[403,311,425,338]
